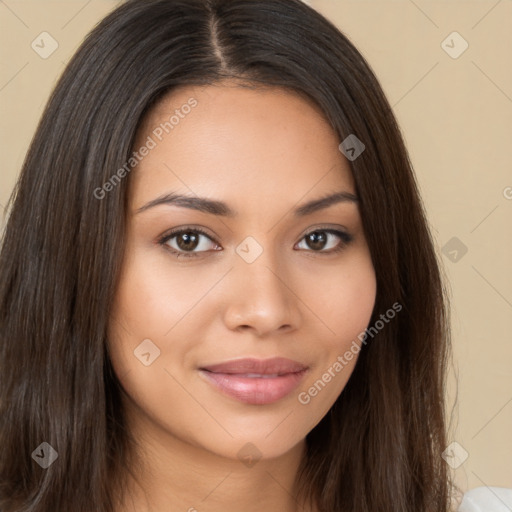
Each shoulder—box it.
[458,487,512,511]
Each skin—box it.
[107,82,377,512]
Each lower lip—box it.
[199,369,308,405]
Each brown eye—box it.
[305,231,328,251]
[175,231,201,251]
[159,228,219,258]
[296,229,353,254]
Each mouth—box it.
[198,357,309,405]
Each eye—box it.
[296,228,353,254]
[158,227,220,259]
[158,226,354,259]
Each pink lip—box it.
[199,357,308,405]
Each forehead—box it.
[130,84,355,216]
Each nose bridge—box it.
[223,237,301,334]
[236,239,291,306]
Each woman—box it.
[0,0,492,510]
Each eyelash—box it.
[157,226,354,259]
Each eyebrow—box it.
[135,190,358,217]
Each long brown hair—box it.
[0,0,452,510]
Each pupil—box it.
[308,232,326,250]
[178,232,198,251]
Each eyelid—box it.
[160,225,217,241]
[299,223,351,239]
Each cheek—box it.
[333,269,377,344]
[106,246,230,382]
[109,248,219,336]
[300,251,377,348]
[294,253,376,410]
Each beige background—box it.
[1,0,511,493]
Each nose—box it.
[222,252,302,337]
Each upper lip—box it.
[200,357,307,375]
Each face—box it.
[107,83,377,463]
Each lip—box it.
[199,357,308,405]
